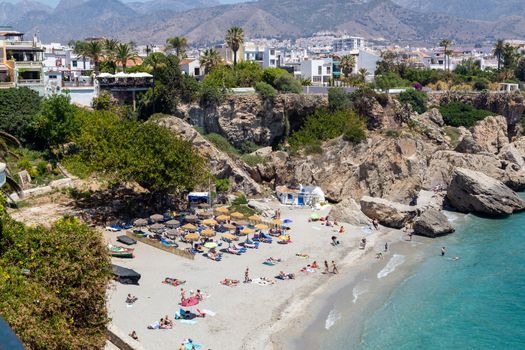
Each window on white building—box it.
[326,67,331,74]
[270,49,275,55]
[318,66,322,75]
[313,76,322,82]
[49,75,57,79]
[72,61,77,67]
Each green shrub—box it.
[241,154,267,167]
[234,61,264,87]
[399,89,428,114]
[92,90,113,110]
[205,133,240,156]
[385,129,400,137]
[0,213,111,349]
[239,140,258,154]
[36,161,48,176]
[255,81,277,101]
[262,67,288,86]
[289,109,366,151]
[0,87,42,144]
[16,159,32,172]
[199,83,226,107]
[439,102,494,128]
[215,178,230,193]
[328,88,352,112]
[273,74,302,93]
[473,78,490,91]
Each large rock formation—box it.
[446,168,525,216]
[155,117,262,195]
[455,115,509,154]
[330,198,371,225]
[360,196,418,228]
[176,94,326,148]
[413,209,455,237]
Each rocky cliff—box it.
[176,94,327,148]
[164,91,525,226]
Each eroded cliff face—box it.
[175,94,327,148]
[164,92,525,211]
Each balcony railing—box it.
[0,82,16,88]
[15,61,43,68]
[62,80,94,87]
[17,79,44,85]
[4,40,40,48]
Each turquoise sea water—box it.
[355,209,525,350]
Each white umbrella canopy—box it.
[165,219,180,228]
[149,223,165,231]
[150,214,165,222]
[133,218,148,227]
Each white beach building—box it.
[276,185,325,206]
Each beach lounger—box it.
[106,225,122,232]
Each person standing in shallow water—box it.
[441,247,446,256]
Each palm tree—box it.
[84,40,104,74]
[166,36,188,59]
[143,52,167,73]
[103,38,119,61]
[115,43,138,71]
[225,27,244,66]
[70,40,88,70]
[200,48,223,74]
[439,39,452,71]
[339,55,356,78]
[493,39,505,70]
[357,68,368,82]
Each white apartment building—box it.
[301,58,333,85]
[243,42,283,68]
[356,49,381,80]
[333,36,366,53]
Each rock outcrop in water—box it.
[446,168,525,216]
[413,209,455,237]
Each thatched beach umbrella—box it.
[165,219,180,228]
[202,219,218,226]
[271,219,283,226]
[150,214,164,222]
[184,233,200,241]
[230,212,244,219]
[223,223,236,230]
[215,207,229,214]
[201,229,216,238]
[182,223,197,231]
[255,223,268,230]
[133,218,148,227]
[248,215,261,222]
[222,233,237,241]
[240,228,254,235]
[216,215,230,222]
[150,223,165,232]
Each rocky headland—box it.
[160,91,525,237]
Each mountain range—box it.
[2,0,525,45]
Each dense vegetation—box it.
[399,89,428,114]
[0,208,111,349]
[439,102,495,127]
[289,108,366,153]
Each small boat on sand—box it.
[107,244,134,258]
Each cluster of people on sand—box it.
[180,288,203,305]
[324,260,338,274]
[126,293,138,304]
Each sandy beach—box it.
[104,201,406,350]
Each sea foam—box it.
[377,254,406,279]
[352,285,368,304]
[325,308,342,330]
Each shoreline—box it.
[269,210,467,350]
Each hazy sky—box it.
[20,0,247,6]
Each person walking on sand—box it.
[384,242,388,252]
[180,288,186,301]
[441,247,446,256]
[324,260,329,274]
[332,261,339,274]
[372,219,380,230]
[244,267,251,283]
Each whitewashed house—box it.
[180,58,204,78]
[276,185,325,206]
[301,58,333,85]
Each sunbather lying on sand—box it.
[220,278,239,286]
[296,253,309,259]
[277,271,295,280]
